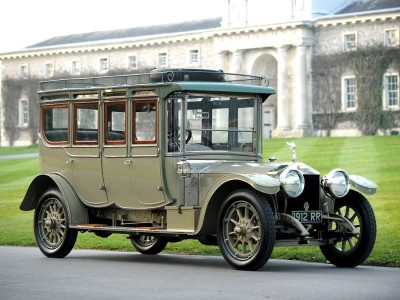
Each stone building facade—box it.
[0,0,399,146]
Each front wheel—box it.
[34,189,77,258]
[130,235,168,255]
[217,189,275,271]
[320,190,376,267]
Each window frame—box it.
[189,49,200,66]
[127,54,138,70]
[157,52,168,68]
[132,99,158,145]
[73,102,99,146]
[99,57,109,73]
[341,76,357,111]
[42,104,69,146]
[71,60,81,75]
[19,64,28,79]
[384,28,399,48]
[104,101,127,145]
[44,62,54,78]
[383,73,399,110]
[343,32,357,52]
[18,99,29,127]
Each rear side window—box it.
[42,105,69,144]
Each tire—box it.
[34,189,77,258]
[217,189,275,271]
[130,235,168,255]
[320,190,376,268]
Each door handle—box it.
[124,160,133,165]
[66,159,74,164]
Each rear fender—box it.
[20,174,88,225]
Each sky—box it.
[0,0,224,53]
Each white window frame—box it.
[19,64,29,78]
[189,49,200,66]
[383,72,399,110]
[127,54,138,70]
[343,32,357,52]
[18,99,29,127]
[157,52,168,68]
[341,76,357,111]
[384,28,399,48]
[44,62,54,78]
[71,60,81,75]
[99,57,109,73]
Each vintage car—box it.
[21,69,377,270]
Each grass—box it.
[0,136,399,267]
[0,144,38,155]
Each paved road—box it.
[1,246,399,300]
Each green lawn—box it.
[0,136,399,267]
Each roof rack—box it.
[39,69,270,92]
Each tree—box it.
[312,54,345,136]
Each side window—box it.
[74,103,99,144]
[167,98,182,152]
[42,105,69,144]
[133,100,157,144]
[105,102,126,145]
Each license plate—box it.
[292,210,322,223]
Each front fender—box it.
[20,174,88,225]
[349,175,377,195]
[195,173,279,234]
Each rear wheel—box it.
[320,190,376,267]
[34,189,77,258]
[130,235,168,255]
[217,189,275,271]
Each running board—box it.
[70,224,195,235]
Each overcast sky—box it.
[0,0,223,53]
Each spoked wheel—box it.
[320,190,376,267]
[34,189,77,258]
[130,235,168,255]
[217,189,275,271]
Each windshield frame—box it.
[165,92,262,158]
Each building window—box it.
[19,99,29,126]
[71,60,80,75]
[99,58,109,73]
[384,28,399,47]
[45,63,54,78]
[157,52,168,68]
[19,65,28,78]
[342,76,357,110]
[343,33,357,51]
[128,55,138,70]
[189,49,200,65]
[384,74,399,109]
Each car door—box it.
[66,101,108,206]
[101,100,133,207]
[128,99,166,208]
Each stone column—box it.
[230,50,243,73]
[295,45,309,130]
[276,45,290,130]
[215,51,226,71]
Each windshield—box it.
[167,93,259,155]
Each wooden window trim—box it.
[104,101,127,145]
[132,99,158,145]
[42,104,69,146]
[74,103,99,145]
